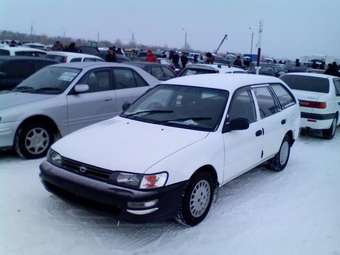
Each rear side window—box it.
[253,86,280,118]
[271,83,296,109]
[46,55,66,63]
[151,66,164,79]
[281,75,330,93]
[228,89,256,123]
[70,58,82,62]
[334,79,340,96]
[113,68,147,89]
[0,49,10,56]
[83,58,98,62]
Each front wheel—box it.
[322,116,337,139]
[176,172,214,226]
[15,123,54,159]
[267,135,291,172]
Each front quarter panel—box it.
[145,132,224,186]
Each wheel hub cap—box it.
[279,141,289,165]
[25,128,50,155]
[189,180,211,218]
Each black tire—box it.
[176,172,214,226]
[267,135,291,172]
[322,116,337,139]
[15,122,54,159]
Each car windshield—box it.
[181,68,218,76]
[281,75,330,93]
[121,84,229,131]
[14,66,81,94]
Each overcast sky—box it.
[1,0,339,59]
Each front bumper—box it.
[39,161,187,222]
[0,121,18,149]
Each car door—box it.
[223,88,264,182]
[252,85,282,159]
[66,68,116,133]
[112,67,150,113]
[333,79,340,125]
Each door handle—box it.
[255,129,263,137]
[281,119,286,125]
[104,98,113,102]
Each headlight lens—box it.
[112,172,168,190]
[47,149,63,166]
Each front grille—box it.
[60,157,112,182]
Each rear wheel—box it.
[15,123,54,159]
[267,135,291,172]
[176,172,214,226]
[322,116,337,139]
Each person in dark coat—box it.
[65,42,78,53]
[172,52,180,68]
[205,52,214,64]
[233,56,242,67]
[105,47,117,62]
[295,58,301,67]
[181,52,188,68]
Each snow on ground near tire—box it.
[1,130,340,255]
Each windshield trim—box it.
[120,84,229,132]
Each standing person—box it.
[66,42,78,52]
[52,41,64,51]
[295,58,301,67]
[146,49,157,62]
[205,52,214,64]
[116,48,123,55]
[105,47,117,62]
[181,52,188,68]
[332,62,339,76]
[233,55,243,67]
[172,52,180,68]
[193,54,198,63]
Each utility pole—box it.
[30,24,34,42]
[182,28,188,50]
[249,27,254,56]
[97,32,100,43]
[256,20,263,67]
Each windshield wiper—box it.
[13,86,35,92]
[160,117,212,123]
[124,110,174,117]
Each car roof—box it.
[164,74,281,91]
[0,46,46,53]
[46,51,102,59]
[52,61,149,70]
[185,64,244,72]
[0,56,57,61]
[282,72,336,79]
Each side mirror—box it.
[223,118,249,133]
[74,84,89,94]
[122,102,131,111]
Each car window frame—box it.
[112,67,148,90]
[225,87,258,125]
[251,84,281,119]
[269,83,297,110]
[70,67,114,94]
[333,79,340,96]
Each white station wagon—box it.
[281,73,340,139]
[40,74,300,226]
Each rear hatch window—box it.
[281,75,329,93]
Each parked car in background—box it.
[281,73,340,139]
[40,74,300,226]
[0,45,47,57]
[23,43,48,51]
[179,64,245,77]
[0,62,158,158]
[130,62,176,81]
[0,56,57,91]
[45,52,104,63]
[98,49,131,63]
[248,64,286,77]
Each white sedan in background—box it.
[45,51,104,63]
[179,64,245,77]
[281,73,340,139]
[40,74,300,226]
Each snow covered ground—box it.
[1,130,340,255]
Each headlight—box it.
[111,172,168,190]
[47,149,62,167]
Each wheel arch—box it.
[285,130,294,146]
[190,165,219,188]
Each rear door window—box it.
[113,68,147,89]
[78,69,112,92]
[333,79,340,96]
[70,58,82,62]
[253,86,280,118]
[271,83,296,109]
[281,75,330,93]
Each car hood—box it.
[0,92,55,110]
[52,117,209,173]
